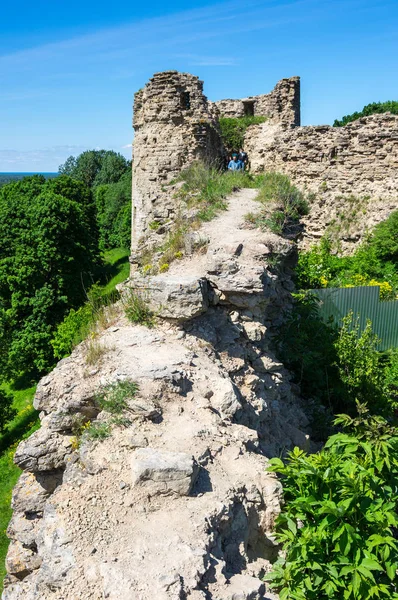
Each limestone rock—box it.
[5,541,41,579]
[126,275,209,320]
[14,429,73,472]
[131,448,199,496]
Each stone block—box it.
[131,448,198,496]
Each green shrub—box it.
[276,297,398,432]
[95,380,139,414]
[0,389,15,433]
[219,115,267,151]
[267,404,398,600]
[334,100,398,127]
[297,211,398,298]
[253,172,309,236]
[51,304,93,359]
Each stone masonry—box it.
[131,71,223,262]
[211,77,300,126]
[131,69,398,258]
[244,113,398,250]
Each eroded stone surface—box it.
[131,448,198,496]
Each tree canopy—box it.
[0,175,101,378]
[333,100,398,127]
[59,150,130,187]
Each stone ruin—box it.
[131,70,398,257]
[130,71,301,267]
[131,71,223,262]
[210,76,300,126]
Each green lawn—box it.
[0,247,130,593]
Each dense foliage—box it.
[297,210,398,299]
[94,170,131,249]
[277,296,398,438]
[0,390,14,433]
[267,405,398,600]
[246,172,309,236]
[219,115,267,151]
[0,175,101,377]
[59,150,131,250]
[59,150,130,188]
[334,101,398,127]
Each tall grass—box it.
[246,172,309,236]
[177,161,263,222]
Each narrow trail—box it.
[168,187,260,277]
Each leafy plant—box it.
[335,313,396,415]
[267,404,398,600]
[219,115,267,151]
[297,211,398,299]
[123,289,155,327]
[276,297,398,433]
[83,421,111,441]
[95,380,139,414]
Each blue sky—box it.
[1,0,397,171]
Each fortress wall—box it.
[212,76,300,127]
[131,71,223,262]
[245,113,398,249]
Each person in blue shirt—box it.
[228,155,243,171]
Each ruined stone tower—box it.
[131,71,223,264]
[212,76,301,126]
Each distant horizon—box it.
[1,0,397,171]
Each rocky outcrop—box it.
[244,114,398,251]
[3,189,310,600]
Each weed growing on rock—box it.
[83,422,111,441]
[84,337,111,365]
[252,172,309,237]
[123,290,155,327]
[95,380,139,414]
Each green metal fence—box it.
[310,286,398,350]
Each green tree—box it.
[0,176,101,377]
[58,150,130,188]
[334,101,398,127]
[94,170,132,249]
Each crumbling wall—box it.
[244,113,398,250]
[131,71,223,263]
[212,77,300,127]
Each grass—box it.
[0,382,38,593]
[123,289,155,327]
[139,161,265,272]
[245,172,309,236]
[95,380,139,414]
[0,247,130,593]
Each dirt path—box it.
[168,187,260,277]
